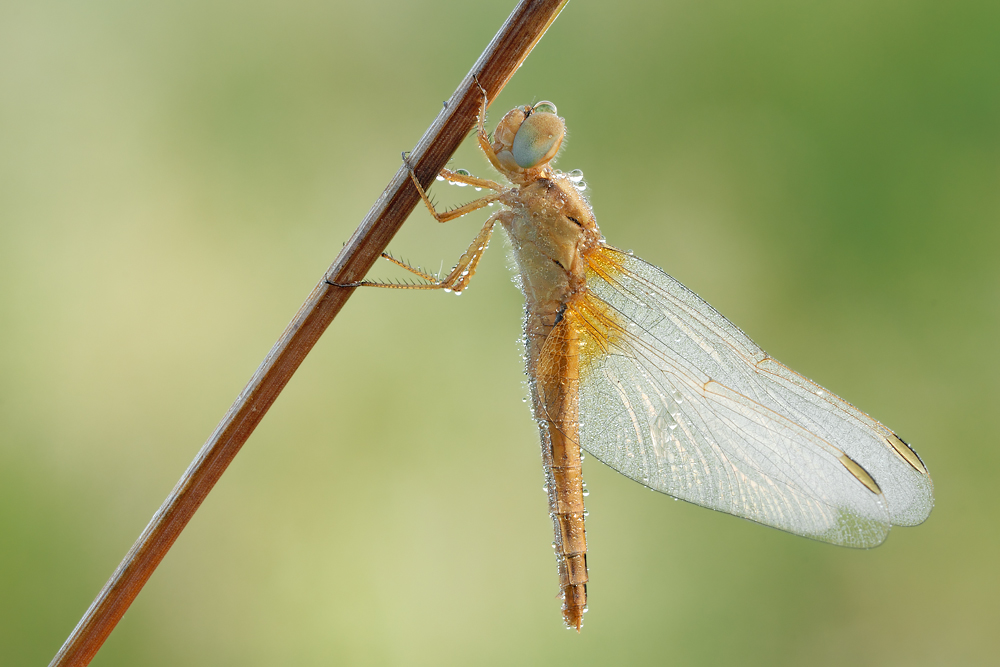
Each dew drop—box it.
[574,181,588,192]
[582,488,590,497]
[567,169,584,183]
[533,100,558,115]
[436,175,445,181]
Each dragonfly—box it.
[350,92,934,631]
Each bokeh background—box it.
[2,1,998,664]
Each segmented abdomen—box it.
[525,305,588,630]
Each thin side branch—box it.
[49,1,569,665]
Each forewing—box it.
[575,247,933,547]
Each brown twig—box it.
[48,1,569,665]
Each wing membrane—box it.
[574,247,933,547]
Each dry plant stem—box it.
[49,1,569,665]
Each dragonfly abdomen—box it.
[528,309,589,630]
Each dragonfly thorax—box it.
[503,175,599,313]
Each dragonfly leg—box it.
[437,167,503,191]
[331,210,507,294]
[376,252,440,283]
[404,153,503,223]
[472,76,507,174]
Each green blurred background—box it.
[2,1,997,664]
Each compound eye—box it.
[511,110,565,169]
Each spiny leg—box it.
[472,77,505,174]
[338,210,507,294]
[471,74,491,147]
[437,167,503,191]
[404,154,503,223]
[434,209,505,293]
[378,253,440,283]
[400,150,502,192]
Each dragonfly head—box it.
[492,101,565,174]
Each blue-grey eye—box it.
[511,112,566,169]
